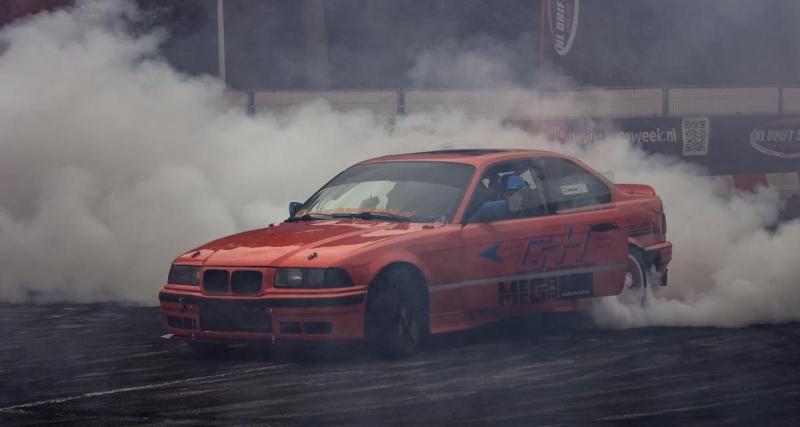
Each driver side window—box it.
[465,160,548,223]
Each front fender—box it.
[342,249,429,287]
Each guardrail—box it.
[225,86,800,119]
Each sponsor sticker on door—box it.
[561,182,589,195]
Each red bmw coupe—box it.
[159,149,672,357]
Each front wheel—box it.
[619,249,648,307]
[365,268,427,359]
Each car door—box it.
[530,157,628,299]
[458,159,559,323]
[458,158,628,324]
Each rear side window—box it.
[533,158,611,212]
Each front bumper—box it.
[159,289,367,343]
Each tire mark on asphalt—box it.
[593,401,744,422]
[0,364,291,414]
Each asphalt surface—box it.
[0,303,799,426]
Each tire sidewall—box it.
[623,249,648,306]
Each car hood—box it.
[176,220,427,267]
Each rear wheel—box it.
[365,267,428,358]
[619,248,647,307]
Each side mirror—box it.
[478,200,508,223]
[288,201,303,218]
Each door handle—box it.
[590,222,618,232]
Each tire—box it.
[187,340,228,358]
[365,267,427,359]
[619,248,648,307]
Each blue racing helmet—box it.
[503,174,526,190]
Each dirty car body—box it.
[159,149,672,356]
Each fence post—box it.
[397,88,406,115]
[247,91,256,116]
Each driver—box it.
[501,174,527,218]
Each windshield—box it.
[297,161,475,223]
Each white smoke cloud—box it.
[0,1,798,329]
[409,37,516,88]
[0,2,393,302]
[567,140,800,328]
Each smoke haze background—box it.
[0,1,798,329]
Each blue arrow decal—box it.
[480,244,502,262]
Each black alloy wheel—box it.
[365,267,427,358]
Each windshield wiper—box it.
[331,211,411,222]
[285,213,335,222]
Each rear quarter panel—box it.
[614,189,667,250]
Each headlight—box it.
[275,268,354,288]
[167,264,200,286]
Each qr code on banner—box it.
[681,116,710,156]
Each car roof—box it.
[359,148,569,167]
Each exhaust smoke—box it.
[0,1,798,329]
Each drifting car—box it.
[159,149,672,357]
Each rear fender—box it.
[617,183,656,196]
